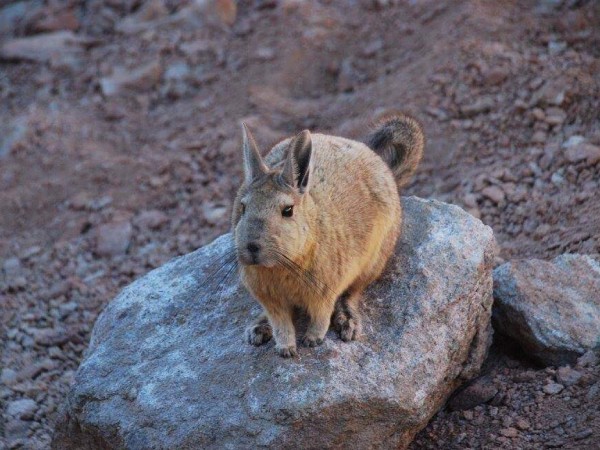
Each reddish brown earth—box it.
[1,0,599,448]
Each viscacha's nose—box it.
[247,242,261,254]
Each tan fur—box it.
[232,115,424,357]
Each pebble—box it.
[461,96,494,117]
[564,143,600,165]
[562,135,585,148]
[556,366,582,387]
[95,220,133,256]
[577,350,598,367]
[481,186,505,204]
[31,327,69,346]
[531,130,547,144]
[515,418,530,430]
[135,210,168,230]
[6,398,37,419]
[448,376,498,410]
[543,382,564,395]
[499,427,518,438]
[1,368,19,386]
[100,60,163,96]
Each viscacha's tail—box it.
[365,113,424,188]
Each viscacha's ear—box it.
[242,123,268,182]
[282,130,313,193]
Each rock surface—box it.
[493,254,600,366]
[53,197,495,450]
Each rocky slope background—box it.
[1,0,599,448]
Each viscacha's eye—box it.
[241,203,246,214]
[282,205,294,217]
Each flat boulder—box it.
[53,197,495,449]
[493,254,600,366]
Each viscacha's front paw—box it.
[301,335,324,348]
[275,345,298,358]
[245,322,272,346]
[338,317,362,342]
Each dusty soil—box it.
[1,0,599,448]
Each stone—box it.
[0,114,28,158]
[482,67,508,86]
[28,8,80,33]
[95,220,133,256]
[202,202,228,224]
[31,327,69,346]
[134,210,168,230]
[116,0,169,34]
[1,368,18,386]
[53,197,495,450]
[556,366,582,387]
[493,254,600,366]
[116,0,236,35]
[562,135,585,148]
[499,427,518,438]
[0,31,91,63]
[481,186,505,204]
[337,58,365,93]
[460,97,494,117]
[448,376,498,411]
[577,350,598,368]
[3,257,22,279]
[564,143,600,166]
[100,60,163,96]
[515,418,530,430]
[543,382,564,395]
[7,398,37,420]
[4,418,31,441]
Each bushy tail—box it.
[365,113,424,188]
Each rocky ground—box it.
[0,0,599,448]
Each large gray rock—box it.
[53,197,495,450]
[493,254,600,366]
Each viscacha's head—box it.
[232,124,316,268]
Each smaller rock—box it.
[482,67,508,86]
[95,220,133,256]
[574,429,593,441]
[255,47,275,61]
[1,368,18,386]
[448,376,498,410]
[577,350,598,368]
[164,62,190,81]
[6,399,37,420]
[337,59,364,93]
[28,8,80,33]
[3,257,22,279]
[499,427,518,438]
[556,366,582,386]
[565,143,600,166]
[515,418,530,430]
[481,186,505,204]
[543,382,564,395]
[493,254,600,366]
[4,418,31,441]
[562,135,585,148]
[586,382,600,401]
[135,210,168,230]
[202,203,228,224]
[100,60,163,96]
[31,327,69,346]
[116,0,169,34]
[531,130,547,144]
[461,97,494,117]
[0,31,91,63]
[361,39,383,58]
[544,107,566,126]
